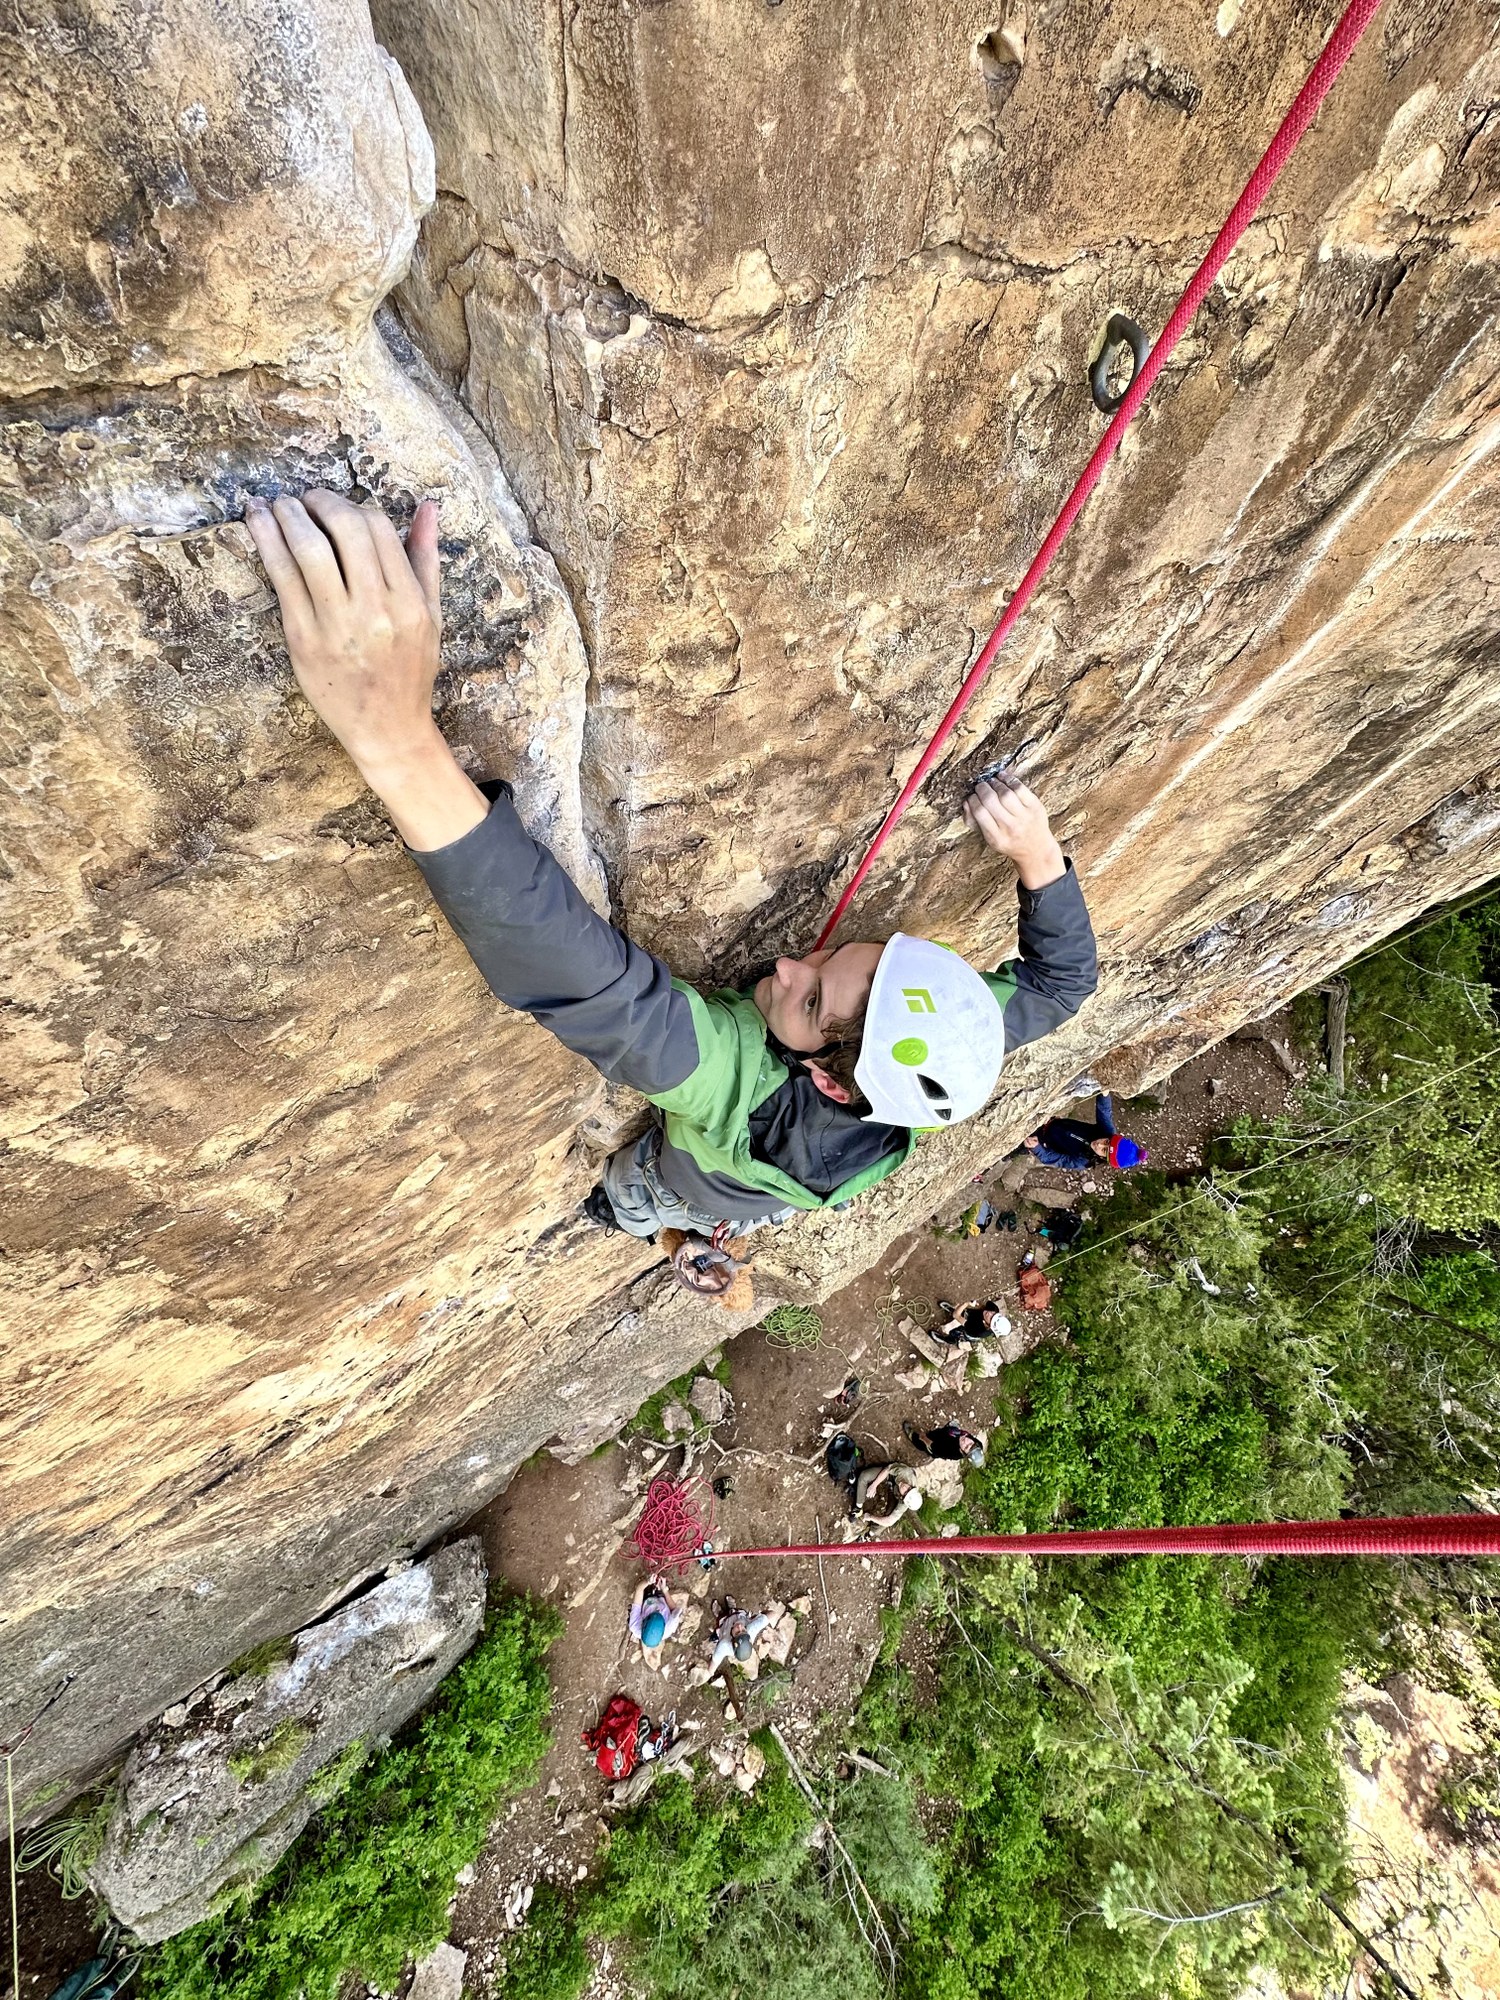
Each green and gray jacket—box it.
[414,793,1098,1223]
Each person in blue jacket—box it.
[1023,1094,1147,1171]
[242,490,1100,1242]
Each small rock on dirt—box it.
[661,1401,695,1436]
[913,1458,967,1512]
[759,1609,797,1667]
[409,1943,467,2000]
[688,1376,734,1426]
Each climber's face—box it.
[754,942,884,1054]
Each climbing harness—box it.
[815,0,1385,949]
[669,1230,743,1296]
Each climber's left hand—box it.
[965,776,1065,890]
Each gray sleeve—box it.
[409,792,701,1097]
[999,860,1099,1051]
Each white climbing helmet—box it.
[853,934,1005,1129]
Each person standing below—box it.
[903,1421,987,1468]
[690,1599,772,1682]
[240,491,1099,1254]
[1023,1093,1146,1172]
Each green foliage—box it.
[827,1768,940,1918]
[139,1595,557,2000]
[224,1638,296,1681]
[304,1740,367,1810]
[494,1883,590,2000]
[497,1741,938,2000]
[630,1354,732,1440]
[583,1744,936,2000]
[1319,891,1500,1231]
[228,1719,313,1787]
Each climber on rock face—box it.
[243,491,1100,1241]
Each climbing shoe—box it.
[581,1183,623,1231]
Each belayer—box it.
[1023,1092,1146,1172]
[243,492,1099,1240]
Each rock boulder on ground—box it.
[688,1376,735,1428]
[88,1540,486,1942]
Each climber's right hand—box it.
[244,490,487,851]
[243,488,442,776]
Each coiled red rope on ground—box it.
[814,0,1385,949]
[627,1474,716,1573]
[718,1513,1500,1563]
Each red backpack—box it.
[582,1693,644,1780]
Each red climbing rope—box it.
[814,0,1385,949]
[717,1513,1500,1563]
[628,1473,717,1573]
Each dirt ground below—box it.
[11,1017,1499,1998]
[449,1029,1303,1984]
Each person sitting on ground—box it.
[242,493,1099,1247]
[702,1597,771,1679]
[852,1460,923,1525]
[629,1577,688,1668]
[1023,1093,1145,1173]
[931,1298,1011,1346]
[903,1420,987,1467]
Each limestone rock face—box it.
[381,0,1500,979]
[1,0,434,396]
[4,0,1500,1813]
[88,1539,485,1942]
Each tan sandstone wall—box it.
[3,0,1498,1807]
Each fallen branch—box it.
[769,1723,897,1986]
[814,1514,834,1635]
[1322,977,1350,1093]
[848,1751,898,1781]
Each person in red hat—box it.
[1023,1094,1147,1172]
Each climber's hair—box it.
[810,1015,872,1116]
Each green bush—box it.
[489,1739,941,2000]
[494,1883,590,2000]
[1310,891,1500,1231]
[139,1594,558,2000]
